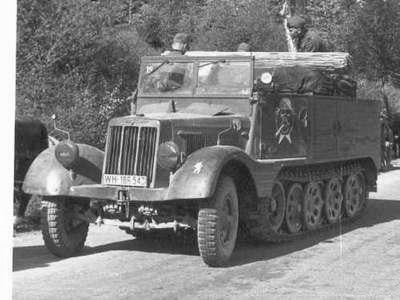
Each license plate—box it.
[102,174,147,187]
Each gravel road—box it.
[13,168,400,299]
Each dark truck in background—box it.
[14,118,48,224]
[23,51,380,267]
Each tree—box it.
[16,0,155,148]
[349,0,400,83]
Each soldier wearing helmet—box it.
[287,15,328,52]
[162,33,191,56]
[237,42,251,52]
[129,33,191,113]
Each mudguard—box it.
[22,144,104,196]
[167,145,278,200]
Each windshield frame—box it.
[138,56,254,98]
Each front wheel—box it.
[41,197,89,257]
[197,176,239,267]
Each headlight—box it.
[157,141,179,170]
[55,141,79,169]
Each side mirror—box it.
[49,114,70,141]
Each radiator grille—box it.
[104,125,158,185]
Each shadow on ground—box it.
[13,197,400,271]
[13,230,198,272]
[231,197,400,266]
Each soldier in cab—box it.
[129,33,191,109]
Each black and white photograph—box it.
[5,0,400,298]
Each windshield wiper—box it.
[147,60,170,76]
[198,59,226,68]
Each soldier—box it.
[237,42,251,52]
[287,15,328,52]
[162,33,191,56]
[380,111,394,170]
[129,33,191,113]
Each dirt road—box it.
[13,169,400,299]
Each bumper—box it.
[70,184,168,202]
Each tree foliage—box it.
[348,0,400,83]
[16,0,157,147]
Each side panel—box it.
[337,99,380,168]
[260,95,310,159]
[22,144,104,196]
[310,97,337,160]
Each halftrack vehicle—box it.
[23,51,380,267]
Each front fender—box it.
[167,146,260,200]
[22,144,104,196]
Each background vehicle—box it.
[14,118,48,225]
[23,52,380,267]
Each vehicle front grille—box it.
[104,125,158,186]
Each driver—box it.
[129,33,190,109]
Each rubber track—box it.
[249,162,367,243]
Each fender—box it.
[22,143,104,196]
[167,145,280,200]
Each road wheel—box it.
[324,177,343,224]
[344,172,366,218]
[303,181,324,231]
[268,181,286,232]
[41,197,89,257]
[285,183,303,234]
[198,176,239,267]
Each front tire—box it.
[41,197,89,257]
[197,176,239,267]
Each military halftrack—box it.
[23,51,380,267]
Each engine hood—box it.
[109,112,250,131]
[105,105,251,189]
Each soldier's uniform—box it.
[287,16,328,52]
[298,29,327,52]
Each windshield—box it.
[197,61,251,96]
[140,62,194,95]
[139,59,251,97]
